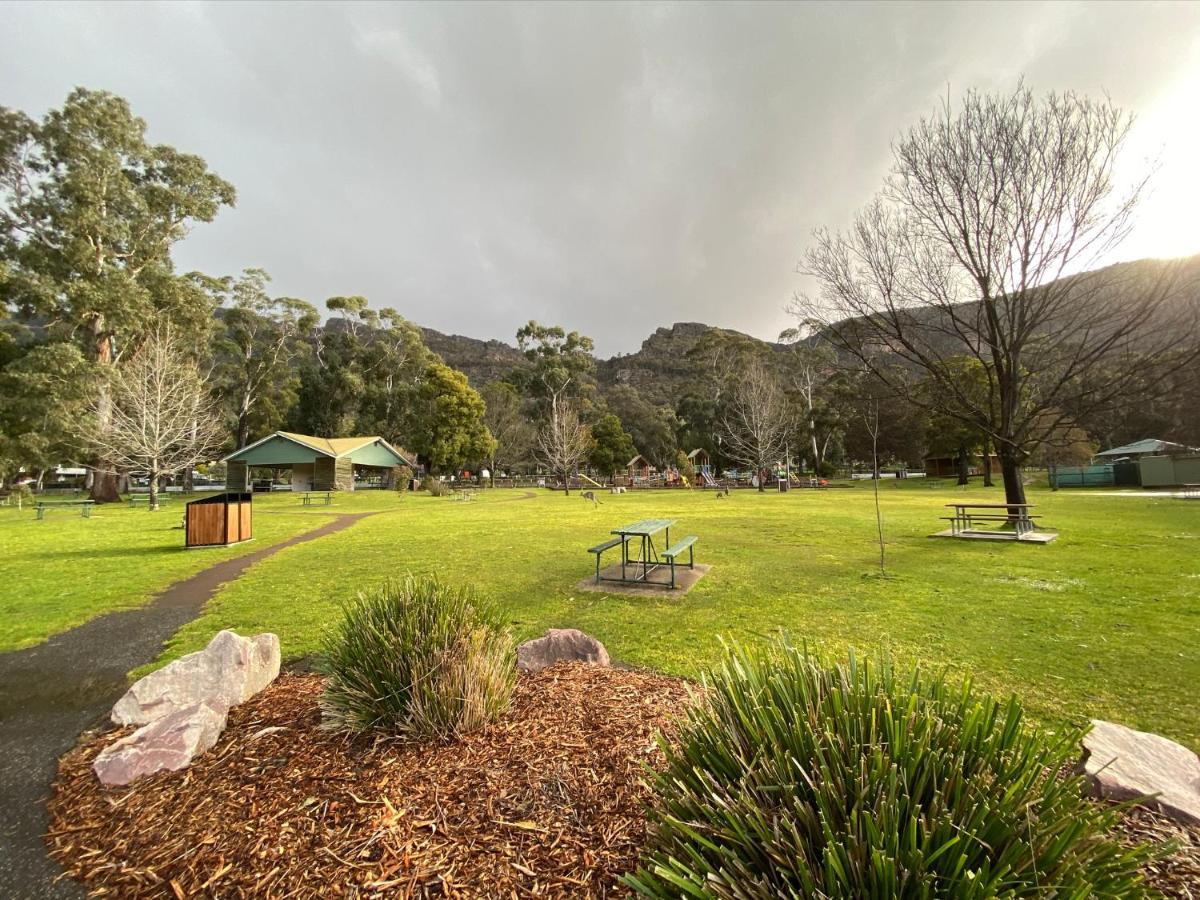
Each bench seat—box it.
[662,535,698,588]
[588,536,628,583]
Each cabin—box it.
[923,454,1000,479]
[224,432,413,492]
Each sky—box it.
[3,1,1199,356]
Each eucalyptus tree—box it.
[481,381,535,481]
[800,84,1200,510]
[215,268,318,450]
[513,321,597,420]
[0,88,235,500]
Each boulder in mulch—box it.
[93,700,228,787]
[111,630,280,726]
[517,627,610,673]
[1083,719,1200,825]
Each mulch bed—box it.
[47,665,692,898]
[47,665,1200,898]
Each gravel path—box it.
[0,512,373,899]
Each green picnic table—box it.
[301,491,333,506]
[35,499,95,520]
[587,518,700,589]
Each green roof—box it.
[1096,439,1190,457]
[225,432,412,467]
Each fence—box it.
[1047,464,1114,488]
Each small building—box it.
[626,454,652,481]
[923,454,1000,478]
[224,432,413,492]
[1094,439,1199,462]
[686,448,711,471]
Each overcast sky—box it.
[3,1,1199,355]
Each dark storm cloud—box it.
[3,1,1198,353]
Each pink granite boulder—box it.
[1082,719,1200,825]
[93,700,228,787]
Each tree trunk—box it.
[87,316,122,503]
[149,468,159,512]
[982,438,994,487]
[562,468,570,496]
[956,443,970,486]
[999,445,1027,520]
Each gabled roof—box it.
[686,448,708,459]
[225,431,412,465]
[627,454,648,468]
[1096,438,1196,457]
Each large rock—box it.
[1082,719,1200,825]
[111,630,280,726]
[517,628,610,674]
[93,700,228,787]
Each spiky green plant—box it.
[319,575,514,738]
[626,641,1158,898]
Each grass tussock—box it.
[319,575,514,738]
[628,640,1159,898]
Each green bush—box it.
[421,475,448,497]
[627,641,1156,898]
[319,575,515,738]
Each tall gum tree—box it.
[0,89,235,501]
[799,84,1200,512]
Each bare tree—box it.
[536,395,592,496]
[81,325,225,510]
[799,84,1200,513]
[720,357,790,492]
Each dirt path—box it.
[0,512,373,899]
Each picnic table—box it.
[588,519,700,589]
[944,502,1040,538]
[35,499,95,520]
[128,494,170,507]
[300,491,333,506]
[1181,483,1199,500]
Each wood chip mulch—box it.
[46,665,1200,898]
[46,665,693,898]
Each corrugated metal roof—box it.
[274,432,378,457]
[1096,438,1180,457]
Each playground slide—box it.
[701,472,719,487]
[577,473,604,489]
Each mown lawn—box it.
[150,481,1200,750]
[0,491,400,652]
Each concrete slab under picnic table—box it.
[930,528,1058,543]
[577,562,712,596]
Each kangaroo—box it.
[581,490,601,507]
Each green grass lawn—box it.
[3,482,1197,749]
[0,491,400,651]
[153,481,1200,750]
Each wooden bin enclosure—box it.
[185,492,253,548]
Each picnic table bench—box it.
[35,499,95,520]
[128,494,170,507]
[943,502,1040,538]
[589,519,699,589]
[300,491,333,506]
[1181,483,1199,500]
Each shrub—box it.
[392,465,413,493]
[8,483,33,509]
[319,575,515,738]
[421,475,448,497]
[627,641,1156,898]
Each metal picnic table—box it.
[944,502,1039,537]
[611,518,674,583]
